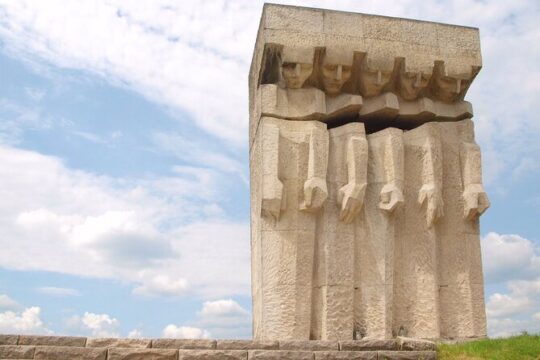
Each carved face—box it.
[321,64,352,95]
[399,71,430,100]
[281,62,313,89]
[433,75,464,102]
[360,68,392,97]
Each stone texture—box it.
[216,340,278,350]
[314,351,377,360]
[108,348,177,360]
[377,351,437,360]
[248,350,314,360]
[279,341,337,351]
[152,339,216,349]
[34,346,106,360]
[0,335,18,346]
[178,349,247,360]
[396,337,436,351]
[86,338,151,348]
[339,340,397,351]
[250,3,488,343]
[19,335,86,347]
[0,345,34,359]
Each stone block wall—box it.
[0,335,438,359]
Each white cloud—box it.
[162,325,210,339]
[127,329,143,339]
[196,299,251,339]
[486,293,533,318]
[67,312,120,338]
[0,145,249,299]
[37,287,80,297]
[0,294,22,310]
[132,274,189,297]
[482,232,540,284]
[0,307,51,334]
[0,0,538,182]
[199,299,249,319]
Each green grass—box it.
[437,334,540,360]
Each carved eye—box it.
[282,62,296,71]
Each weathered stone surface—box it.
[250,3,488,342]
[0,345,34,359]
[178,349,247,360]
[19,335,86,347]
[314,351,377,360]
[339,340,397,351]
[248,350,314,360]
[216,340,278,350]
[279,341,338,351]
[396,337,436,351]
[34,346,106,360]
[0,335,18,346]
[86,338,151,348]
[377,351,437,360]
[151,339,216,349]
[108,348,177,360]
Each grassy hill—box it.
[437,334,540,359]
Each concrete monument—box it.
[249,4,488,341]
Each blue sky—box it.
[0,0,539,339]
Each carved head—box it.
[280,47,314,89]
[321,48,353,96]
[432,61,470,102]
[398,60,431,100]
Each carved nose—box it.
[334,65,342,80]
[295,63,301,76]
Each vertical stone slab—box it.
[312,123,367,340]
[437,119,488,338]
[257,117,328,340]
[394,123,442,338]
[355,127,403,339]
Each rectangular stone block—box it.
[86,338,151,348]
[396,337,436,351]
[34,346,106,360]
[152,339,216,349]
[339,340,397,351]
[279,340,337,351]
[314,351,377,360]
[217,340,278,350]
[0,345,35,359]
[377,351,437,360]
[249,350,314,360]
[0,335,18,345]
[19,335,86,347]
[178,349,247,360]
[108,348,177,360]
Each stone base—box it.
[0,335,437,359]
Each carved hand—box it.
[463,183,490,221]
[379,183,404,213]
[301,177,328,212]
[418,183,444,228]
[261,177,284,220]
[338,182,366,224]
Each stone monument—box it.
[249,4,489,341]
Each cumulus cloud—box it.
[127,329,143,339]
[196,299,251,339]
[67,312,120,338]
[162,325,210,339]
[0,307,51,334]
[132,274,189,297]
[482,232,540,284]
[0,145,249,299]
[0,294,22,310]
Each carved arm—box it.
[461,141,490,221]
[379,130,404,213]
[301,126,329,212]
[338,135,368,223]
[261,123,284,220]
